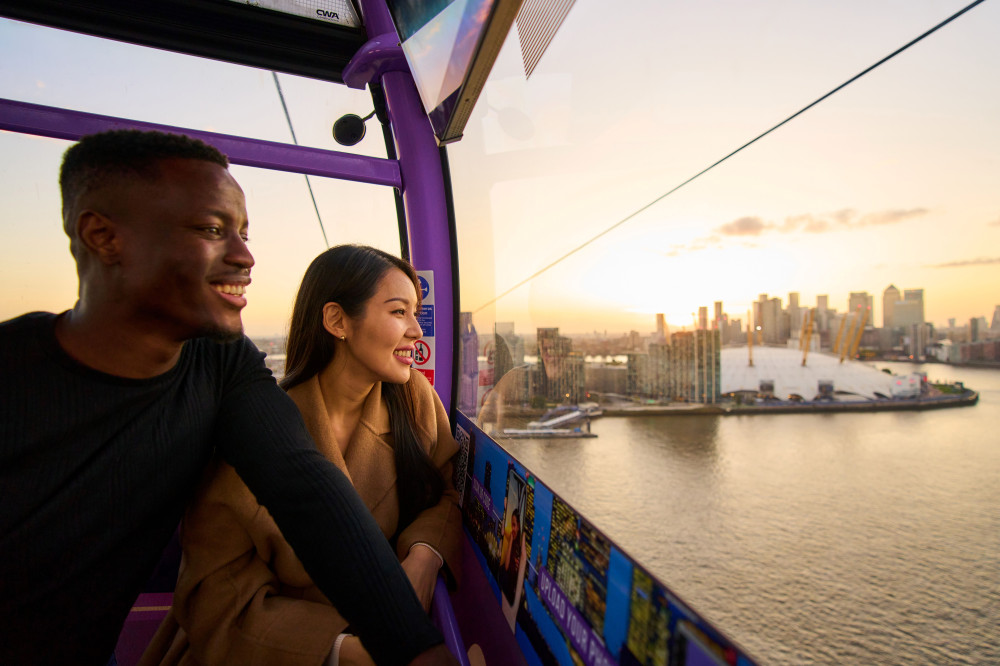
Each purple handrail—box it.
[431,577,471,666]
[0,98,401,189]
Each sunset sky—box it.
[1,1,998,337]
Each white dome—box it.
[721,347,894,400]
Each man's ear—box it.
[76,211,121,265]
[322,302,348,339]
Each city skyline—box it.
[2,2,999,337]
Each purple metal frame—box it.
[0,98,401,188]
[356,0,456,414]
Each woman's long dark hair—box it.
[281,245,444,528]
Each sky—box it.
[1,0,998,338]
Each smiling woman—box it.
[140,245,463,666]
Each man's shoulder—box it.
[0,311,56,337]
[184,333,269,379]
[0,312,57,355]
[187,333,260,355]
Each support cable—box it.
[272,71,330,248]
[473,0,988,313]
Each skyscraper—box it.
[458,313,479,414]
[668,330,721,403]
[816,295,829,333]
[655,313,667,341]
[698,306,708,331]
[536,327,584,402]
[788,292,800,332]
[882,285,900,329]
[761,297,783,344]
[848,291,874,327]
[903,289,925,324]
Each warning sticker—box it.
[417,304,435,338]
[415,270,434,386]
[414,340,431,366]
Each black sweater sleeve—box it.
[214,344,442,665]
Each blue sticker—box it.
[418,275,430,300]
[417,304,435,337]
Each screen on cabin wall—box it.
[385,0,502,143]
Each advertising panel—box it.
[453,413,756,666]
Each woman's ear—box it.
[322,302,348,339]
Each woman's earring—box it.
[340,335,346,341]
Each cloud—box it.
[930,257,1000,268]
[857,208,928,227]
[780,214,830,233]
[666,206,928,258]
[716,207,926,239]
[988,217,1000,227]
[716,216,772,236]
[830,208,856,225]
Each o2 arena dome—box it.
[721,347,898,401]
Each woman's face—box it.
[341,267,422,385]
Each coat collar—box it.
[285,375,398,515]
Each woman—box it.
[142,245,462,666]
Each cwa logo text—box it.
[316,9,340,19]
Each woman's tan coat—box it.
[141,370,462,666]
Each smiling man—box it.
[0,130,456,666]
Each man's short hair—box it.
[59,129,229,236]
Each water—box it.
[498,363,1000,664]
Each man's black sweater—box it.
[0,312,441,664]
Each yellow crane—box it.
[832,314,848,359]
[848,308,869,360]
[801,308,816,366]
[839,315,857,363]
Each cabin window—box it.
[0,18,401,353]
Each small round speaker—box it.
[333,114,367,146]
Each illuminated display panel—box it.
[386,0,522,144]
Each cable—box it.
[272,71,330,248]
[473,0,989,314]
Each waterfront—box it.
[497,363,1000,664]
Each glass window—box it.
[0,19,400,347]
[450,0,1000,422]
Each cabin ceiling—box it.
[0,0,368,84]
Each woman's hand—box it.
[401,544,443,611]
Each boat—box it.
[500,427,598,439]
[528,402,603,429]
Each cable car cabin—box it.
[0,1,765,664]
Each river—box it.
[498,363,1000,665]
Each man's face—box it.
[114,158,254,341]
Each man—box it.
[0,130,457,665]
